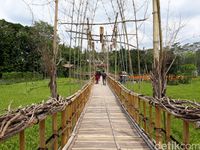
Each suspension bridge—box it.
[0,0,200,150]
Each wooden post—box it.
[166,113,171,150]
[183,120,189,150]
[131,95,135,119]
[100,26,104,43]
[153,0,160,64]
[155,106,162,149]
[19,130,25,150]
[143,101,147,132]
[61,107,67,147]
[149,105,153,139]
[128,93,132,113]
[50,0,59,98]
[87,18,92,78]
[39,120,46,149]
[135,96,139,124]
[66,105,71,141]
[52,113,58,150]
[138,98,142,127]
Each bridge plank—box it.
[65,82,150,150]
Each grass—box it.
[0,78,85,149]
[0,78,84,114]
[125,77,200,101]
[125,77,200,145]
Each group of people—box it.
[95,70,107,85]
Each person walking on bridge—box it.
[102,70,107,85]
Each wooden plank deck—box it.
[65,80,150,150]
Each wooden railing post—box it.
[155,106,162,149]
[135,96,139,124]
[19,130,25,150]
[61,107,67,147]
[149,105,153,139]
[138,97,142,127]
[131,95,136,119]
[183,120,189,150]
[166,113,171,150]
[52,113,58,150]
[39,119,46,149]
[143,101,147,132]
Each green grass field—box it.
[125,77,200,145]
[125,77,200,101]
[0,78,85,150]
[0,78,84,114]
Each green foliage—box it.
[0,19,40,73]
[2,72,42,80]
[179,64,197,76]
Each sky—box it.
[0,0,200,50]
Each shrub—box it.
[178,76,192,84]
[179,64,197,76]
[167,80,179,85]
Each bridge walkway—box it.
[66,80,150,150]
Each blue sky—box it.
[1,0,200,49]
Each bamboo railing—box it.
[107,76,199,150]
[0,79,93,150]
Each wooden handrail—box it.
[107,75,197,150]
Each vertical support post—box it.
[61,107,67,147]
[106,42,109,74]
[138,97,142,127]
[19,130,25,150]
[143,101,147,132]
[149,105,153,139]
[39,120,46,149]
[153,0,160,64]
[87,18,92,78]
[135,96,139,124]
[166,113,171,150]
[132,95,135,119]
[52,113,58,150]
[66,105,71,141]
[155,106,162,149]
[183,120,189,150]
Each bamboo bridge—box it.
[64,79,151,150]
[1,76,198,150]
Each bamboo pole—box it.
[39,120,46,149]
[60,18,147,25]
[143,101,147,132]
[155,106,162,149]
[183,120,189,150]
[19,130,25,150]
[153,0,160,65]
[50,0,59,98]
[149,105,153,139]
[166,113,171,150]
[52,113,58,150]
[61,107,67,147]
